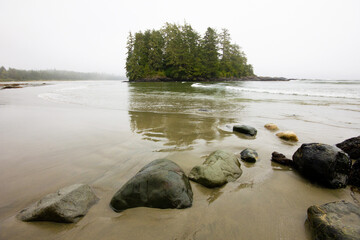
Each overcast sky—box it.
[1,0,359,80]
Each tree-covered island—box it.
[126,23,255,82]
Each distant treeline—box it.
[126,23,254,81]
[0,66,123,81]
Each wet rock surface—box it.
[336,136,360,160]
[276,131,298,142]
[292,143,351,188]
[189,150,242,188]
[17,184,99,223]
[110,159,193,212]
[349,160,360,187]
[233,125,257,136]
[307,200,360,240]
[271,151,293,167]
[240,149,258,163]
[264,123,279,131]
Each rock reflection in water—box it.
[128,82,239,148]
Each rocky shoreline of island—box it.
[129,76,290,82]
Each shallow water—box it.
[0,80,359,239]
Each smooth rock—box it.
[17,184,98,223]
[110,159,193,212]
[189,150,242,188]
[240,149,258,163]
[336,136,360,160]
[233,125,257,136]
[264,123,279,131]
[307,200,360,240]
[292,143,351,188]
[271,151,293,167]
[349,160,360,187]
[276,131,298,142]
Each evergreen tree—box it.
[201,27,219,78]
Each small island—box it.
[126,23,257,82]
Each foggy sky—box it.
[1,0,360,80]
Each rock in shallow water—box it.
[292,143,351,188]
[189,150,242,188]
[336,136,360,160]
[233,125,257,136]
[307,200,360,240]
[110,159,193,212]
[264,123,279,131]
[240,149,258,163]
[271,151,293,167]
[276,131,298,142]
[17,184,99,223]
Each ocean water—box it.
[1,79,360,240]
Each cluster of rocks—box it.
[16,123,360,240]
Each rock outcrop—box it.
[336,136,360,160]
[307,200,360,240]
[17,184,98,223]
[189,150,242,188]
[110,159,193,212]
[240,149,258,163]
[292,143,351,188]
[233,125,257,136]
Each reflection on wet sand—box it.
[128,82,239,150]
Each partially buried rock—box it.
[292,143,351,188]
[336,136,360,160]
[271,151,293,167]
[240,149,258,163]
[110,159,193,212]
[349,160,360,187]
[307,200,360,240]
[233,125,257,136]
[17,184,99,223]
[189,150,242,188]
[276,131,298,142]
[264,123,279,131]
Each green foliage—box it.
[0,66,122,81]
[126,23,254,81]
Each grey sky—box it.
[1,0,359,80]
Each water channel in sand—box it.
[0,80,359,239]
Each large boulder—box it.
[17,184,99,223]
[349,160,360,187]
[240,149,258,163]
[307,200,360,240]
[188,150,242,188]
[110,159,193,212]
[292,143,351,188]
[336,136,360,160]
[233,125,257,136]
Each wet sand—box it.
[0,81,359,240]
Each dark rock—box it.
[110,159,193,212]
[240,149,258,163]
[336,136,360,160]
[271,151,294,167]
[17,184,99,223]
[233,125,257,136]
[189,150,242,188]
[292,143,351,188]
[349,160,360,187]
[307,200,360,240]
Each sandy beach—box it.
[0,80,359,240]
